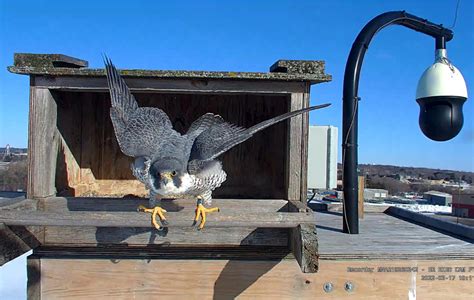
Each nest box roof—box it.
[8,53,331,84]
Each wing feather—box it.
[189,103,330,162]
[104,57,179,158]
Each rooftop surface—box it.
[8,53,332,84]
[316,211,473,259]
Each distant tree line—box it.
[0,160,27,191]
[357,164,473,184]
[336,163,472,195]
[365,176,462,195]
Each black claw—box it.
[161,220,169,226]
[191,220,197,227]
[217,208,220,212]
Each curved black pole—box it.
[342,11,453,234]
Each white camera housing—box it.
[416,49,468,141]
[417,49,468,100]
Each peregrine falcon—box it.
[104,58,330,230]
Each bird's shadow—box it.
[67,197,289,296]
[212,242,288,299]
[64,197,182,258]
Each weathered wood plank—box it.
[0,210,316,228]
[358,175,365,219]
[33,198,291,246]
[0,198,43,265]
[27,255,41,300]
[287,199,310,213]
[54,92,289,199]
[1,225,43,265]
[290,224,319,273]
[0,198,37,211]
[14,53,88,68]
[299,85,310,203]
[36,258,474,299]
[27,87,59,199]
[288,200,318,273]
[315,211,474,258]
[386,206,474,240]
[54,91,82,195]
[33,76,307,94]
[33,246,291,260]
[311,202,390,214]
[286,92,304,201]
[43,226,288,247]
[40,197,289,212]
[0,223,34,265]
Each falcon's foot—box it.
[137,205,168,230]
[192,198,219,230]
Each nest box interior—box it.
[54,91,290,199]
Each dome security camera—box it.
[416,48,468,141]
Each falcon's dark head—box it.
[149,158,186,192]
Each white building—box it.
[364,188,388,200]
[307,125,338,189]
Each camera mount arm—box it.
[342,11,453,234]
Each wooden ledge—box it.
[0,210,315,228]
[0,197,315,228]
[0,197,319,273]
[32,245,293,260]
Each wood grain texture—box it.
[43,226,289,247]
[288,200,318,273]
[36,258,474,299]
[312,203,390,214]
[0,223,33,265]
[0,200,42,265]
[315,211,474,259]
[34,76,307,94]
[27,87,59,199]
[54,92,290,199]
[0,198,37,211]
[33,246,292,260]
[286,93,304,201]
[0,198,314,229]
[290,224,319,273]
[27,256,41,300]
[386,206,474,241]
[0,209,315,228]
[40,197,288,213]
[358,176,365,219]
[32,198,291,247]
[299,84,311,203]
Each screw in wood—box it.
[323,282,333,293]
[344,281,354,292]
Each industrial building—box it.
[423,191,452,206]
[307,125,338,189]
[452,193,474,218]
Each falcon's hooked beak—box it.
[161,172,174,184]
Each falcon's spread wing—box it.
[188,103,330,162]
[104,57,180,159]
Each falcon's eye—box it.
[171,171,177,176]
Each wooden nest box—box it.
[3,53,331,297]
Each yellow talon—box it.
[138,205,168,230]
[193,202,219,230]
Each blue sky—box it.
[0,0,472,171]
